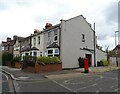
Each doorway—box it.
[85,54,92,67]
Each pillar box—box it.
[84,58,89,73]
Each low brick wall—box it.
[23,63,62,73]
[35,63,62,73]
[15,62,22,68]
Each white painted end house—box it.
[43,15,96,69]
[60,15,96,68]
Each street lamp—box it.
[115,31,119,67]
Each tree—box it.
[2,52,13,66]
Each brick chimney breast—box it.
[45,23,52,29]
[7,37,11,42]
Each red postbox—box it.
[84,58,89,73]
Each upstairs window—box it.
[48,32,51,38]
[82,34,85,42]
[34,38,36,46]
[54,30,58,42]
[38,36,40,45]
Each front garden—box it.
[22,56,62,73]
[2,52,62,73]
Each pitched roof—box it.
[30,47,39,51]
[2,40,15,46]
[47,42,59,48]
[21,47,39,52]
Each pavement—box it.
[0,65,120,81]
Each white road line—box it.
[63,79,72,84]
[96,90,99,93]
[74,83,97,92]
[114,88,120,92]
[63,79,85,85]
[0,72,8,80]
[52,80,73,92]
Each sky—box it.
[0,0,119,50]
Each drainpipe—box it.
[94,23,96,67]
[59,25,61,58]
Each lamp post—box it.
[115,31,119,67]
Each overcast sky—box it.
[0,0,119,50]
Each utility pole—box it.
[94,23,96,67]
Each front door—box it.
[86,54,92,67]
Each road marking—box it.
[0,72,8,80]
[114,88,120,92]
[63,79,85,85]
[96,90,99,93]
[74,83,97,92]
[52,80,73,92]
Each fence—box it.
[109,56,120,66]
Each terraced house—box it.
[2,15,107,68]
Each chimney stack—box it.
[45,23,52,29]
[34,29,40,34]
[7,37,11,42]
[13,35,17,40]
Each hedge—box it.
[13,56,21,63]
[97,59,109,66]
[22,56,37,68]
[2,52,13,66]
[37,56,61,65]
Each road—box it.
[14,70,119,93]
[1,71,15,93]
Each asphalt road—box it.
[1,71,9,93]
[14,70,120,93]
[0,71,2,93]
[1,71,15,94]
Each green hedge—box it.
[22,56,37,68]
[2,52,13,66]
[97,59,109,66]
[13,56,21,63]
[37,56,61,65]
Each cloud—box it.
[103,2,118,25]
[0,0,119,50]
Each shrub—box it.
[50,57,61,64]
[97,61,103,66]
[22,56,36,68]
[37,56,61,65]
[2,52,13,66]
[13,56,21,63]
[99,59,109,66]
[78,57,84,68]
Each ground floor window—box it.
[25,53,29,56]
[47,48,59,57]
[33,52,37,56]
[40,52,42,56]
[30,52,32,56]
